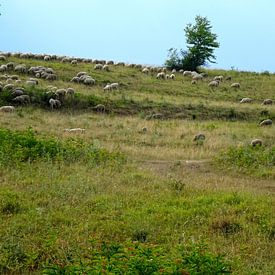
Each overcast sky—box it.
[1,0,275,72]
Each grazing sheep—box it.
[102,64,110,71]
[0,106,15,112]
[3,84,15,91]
[193,133,206,142]
[55,88,66,98]
[13,95,30,104]
[106,61,114,65]
[49,98,61,109]
[0,55,6,61]
[262,99,273,105]
[10,75,19,80]
[240,97,253,103]
[171,69,177,73]
[6,62,15,70]
[142,68,149,74]
[12,89,24,96]
[208,80,219,88]
[15,64,27,73]
[251,139,262,147]
[76,71,87,77]
[46,74,57,81]
[183,70,192,76]
[156,72,165,79]
[0,65,7,72]
[214,75,223,82]
[71,76,80,83]
[192,74,203,81]
[103,83,112,91]
[94,64,103,70]
[64,128,85,133]
[169,74,175,80]
[259,119,272,126]
[66,88,75,96]
[44,55,51,61]
[110,82,119,90]
[92,104,106,112]
[231,82,240,89]
[83,77,96,85]
[71,60,78,65]
[26,80,37,86]
[225,76,232,81]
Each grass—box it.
[0,55,274,274]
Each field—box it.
[0,56,274,274]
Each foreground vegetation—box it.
[0,55,274,274]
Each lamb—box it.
[0,106,15,112]
[208,80,219,88]
[240,97,253,103]
[49,98,61,109]
[64,128,85,133]
[262,99,273,105]
[94,64,103,70]
[251,139,262,147]
[13,95,30,104]
[231,82,240,89]
[193,133,206,142]
[259,119,272,126]
[156,72,165,79]
[92,104,105,112]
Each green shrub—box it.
[0,128,125,166]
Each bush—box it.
[0,128,125,166]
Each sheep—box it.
[103,83,112,91]
[240,97,253,103]
[12,89,24,96]
[0,55,6,61]
[192,74,203,81]
[64,128,85,133]
[231,82,240,89]
[142,68,149,74]
[191,80,197,85]
[10,75,19,80]
[251,139,262,147]
[183,70,192,76]
[225,76,232,81]
[165,74,170,79]
[106,61,114,65]
[46,74,57,81]
[55,88,66,98]
[15,64,27,73]
[66,88,75,96]
[102,64,110,71]
[94,64,103,70]
[71,60,78,65]
[110,82,119,90]
[214,75,223,82]
[0,106,15,112]
[83,77,96,85]
[171,69,177,73]
[193,133,206,142]
[0,65,7,72]
[92,104,106,113]
[49,98,61,109]
[13,95,30,104]
[259,119,272,126]
[156,72,165,79]
[77,71,87,77]
[44,55,51,61]
[169,74,175,80]
[208,80,219,88]
[179,69,184,73]
[5,78,13,84]
[262,99,273,105]
[6,62,15,70]
[3,84,15,91]
[26,80,37,86]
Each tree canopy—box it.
[165,16,219,71]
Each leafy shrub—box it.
[0,128,125,166]
[215,145,275,178]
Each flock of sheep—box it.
[0,51,273,146]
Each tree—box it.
[165,16,219,71]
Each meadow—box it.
[0,55,274,274]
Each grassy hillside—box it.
[0,55,274,274]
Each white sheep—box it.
[83,77,95,85]
[110,82,119,90]
[13,95,30,104]
[49,98,61,109]
[92,104,105,112]
[192,74,203,81]
[231,82,240,89]
[214,75,223,82]
[66,88,75,96]
[55,89,66,97]
[259,119,272,126]
[0,55,6,61]
[251,139,262,147]
[262,99,273,105]
[183,70,192,76]
[71,60,78,65]
[169,74,175,80]
[44,55,51,61]
[142,68,149,74]
[171,69,177,73]
[0,106,15,112]
[94,64,103,70]
[0,65,7,72]
[240,98,253,103]
[208,80,219,88]
[156,72,165,79]
[102,64,110,71]
[64,128,85,133]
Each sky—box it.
[1,0,275,72]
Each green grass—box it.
[0,55,274,274]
